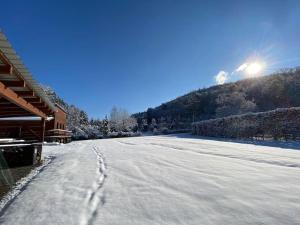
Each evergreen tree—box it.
[101,116,109,136]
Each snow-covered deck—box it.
[0,135,300,225]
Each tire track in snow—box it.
[115,140,137,146]
[146,142,300,168]
[80,146,107,225]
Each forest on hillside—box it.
[133,67,300,133]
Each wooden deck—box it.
[45,129,72,143]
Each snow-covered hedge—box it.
[192,107,300,140]
[153,128,191,135]
[106,131,142,138]
[71,125,103,140]
[70,128,142,140]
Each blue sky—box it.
[1,0,300,118]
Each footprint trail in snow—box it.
[80,146,107,225]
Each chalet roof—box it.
[0,30,57,118]
[55,103,68,114]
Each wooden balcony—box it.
[45,129,72,143]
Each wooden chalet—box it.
[0,30,71,167]
[45,103,72,143]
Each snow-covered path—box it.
[1,135,300,225]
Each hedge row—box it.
[192,107,300,140]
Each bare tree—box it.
[109,107,138,132]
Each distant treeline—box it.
[134,67,300,132]
[42,86,139,139]
[192,107,300,140]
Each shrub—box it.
[106,132,142,138]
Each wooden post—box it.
[40,118,45,143]
[18,126,22,138]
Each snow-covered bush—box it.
[161,127,170,134]
[84,125,103,139]
[153,128,160,135]
[107,131,142,138]
[71,126,89,140]
[70,125,103,140]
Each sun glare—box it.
[245,62,263,76]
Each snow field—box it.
[0,135,299,225]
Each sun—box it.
[245,62,263,76]
[236,59,266,78]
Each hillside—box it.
[133,67,300,131]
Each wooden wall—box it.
[46,107,67,130]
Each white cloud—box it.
[215,71,228,85]
[236,63,248,72]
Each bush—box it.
[106,132,142,138]
[71,125,103,140]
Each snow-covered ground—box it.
[0,134,300,225]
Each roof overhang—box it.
[0,30,56,119]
